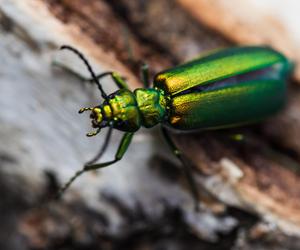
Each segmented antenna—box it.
[85,126,113,165]
[60,45,108,99]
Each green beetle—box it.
[58,46,292,207]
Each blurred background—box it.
[0,0,300,249]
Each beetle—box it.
[58,45,292,208]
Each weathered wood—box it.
[0,0,299,249]
[177,0,300,81]
[104,0,300,237]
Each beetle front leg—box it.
[87,71,129,89]
[57,132,134,198]
[161,126,200,211]
[84,132,134,170]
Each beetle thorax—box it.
[134,88,167,128]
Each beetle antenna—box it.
[79,107,93,113]
[60,45,108,100]
[85,125,113,165]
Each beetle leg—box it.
[86,71,129,90]
[57,132,134,198]
[84,132,134,169]
[161,126,200,211]
[109,72,129,89]
[141,63,150,88]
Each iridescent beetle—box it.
[59,45,292,207]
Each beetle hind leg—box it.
[161,126,200,211]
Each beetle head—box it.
[79,106,104,137]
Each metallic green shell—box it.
[134,88,166,128]
[154,46,291,96]
[168,79,286,130]
[153,46,292,130]
[107,89,141,132]
[94,46,291,132]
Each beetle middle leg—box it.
[161,126,200,211]
[141,63,150,88]
[57,132,134,198]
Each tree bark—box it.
[0,1,299,249]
